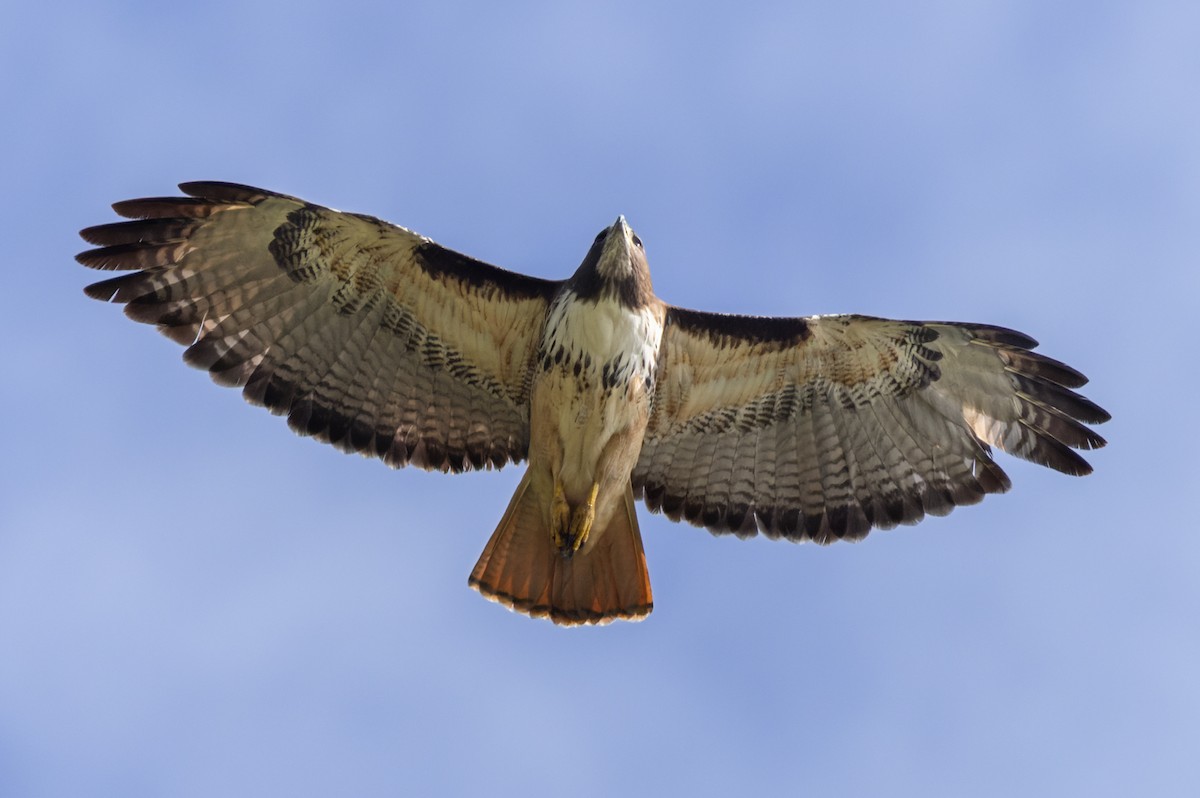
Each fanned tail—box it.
[468,474,653,626]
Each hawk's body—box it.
[470,220,666,621]
[79,182,1109,625]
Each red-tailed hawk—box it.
[79,182,1109,625]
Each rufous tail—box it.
[468,474,653,626]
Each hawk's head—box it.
[569,216,655,308]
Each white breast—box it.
[542,290,664,382]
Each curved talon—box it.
[567,482,600,553]
[551,481,601,555]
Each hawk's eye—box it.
[631,234,643,249]
[594,230,607,244]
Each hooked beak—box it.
[606,215,632,255]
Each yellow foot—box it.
[551,479,571,551]
[566,483,600,555]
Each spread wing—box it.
[633,309,1109,542]
[79,182,559,472]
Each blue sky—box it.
[2,2,1197,795]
